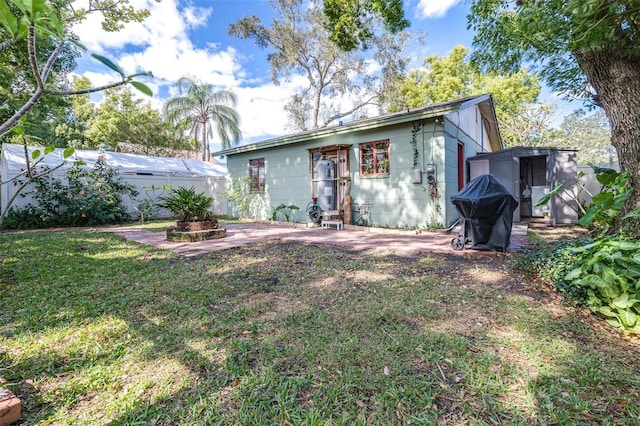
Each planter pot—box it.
[175,219,218,232]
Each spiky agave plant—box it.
[159,186,214,222]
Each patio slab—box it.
[107,222,531,258]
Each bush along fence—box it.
[1,156,136,229]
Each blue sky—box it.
[70,0,565,149]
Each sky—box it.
[70,0,565,151]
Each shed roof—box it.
[214,94,501,157]
[467,146,579,161]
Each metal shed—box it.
[467,147,579,225]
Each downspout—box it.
[421,119,426,172]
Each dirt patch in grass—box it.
[527,219,590,242]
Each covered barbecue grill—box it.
[450,174,518,252]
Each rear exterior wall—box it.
[226,121,450,229]
[226,106,494,229]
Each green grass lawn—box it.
[1,228,638,425]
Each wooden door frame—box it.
[308,145,351,217]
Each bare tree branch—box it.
[0,39,18,52]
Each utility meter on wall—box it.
[426,163,437,185]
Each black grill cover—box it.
[450,174,518,252]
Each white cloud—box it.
[182,4,212,28]
[235,75,308,144]
[71,0,175,52]
[69,0,299,146]
[415,0,461,19]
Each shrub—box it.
[224,177,269,220]
[129,184,171,223]
[513,238,589,303]
[1,205,51,230]
[270,203,300,222]
[61,158,137,226]
[1,157,136,229]
[579,168,633,236]
[158,186,214,222]
[515,235,640,335]
[567,237,640,335]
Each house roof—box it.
[213,94,501,157]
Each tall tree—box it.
[498,103,560,148]
[229,0,411,131]
[0,0,78,141]
[468,0,640,234]
[163,76,241,161]
[557,110,616,167]
[85,86,182,152]
[0,0,152,138]
[52,76,96,148]
[322,0,409,51]
[400,45,540,144]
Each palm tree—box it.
[163,76,242,161]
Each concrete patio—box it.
[107,221,530,258]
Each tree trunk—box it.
[574,50,640,237]
[201,123,207,162]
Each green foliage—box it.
[128,184,171,223]
[163,76,241,161]
[67,0,151,32]
[52,76,96,148]
[534,170,591,219]
[1,205,45,229]
[410,121,421,168]
[402,45,541,116]
[0,129,76,223]
[322,0,409,51]
[499,103,562,148]
[270,203,300,222]
[0,0,64,39]
[224,178,251,219]
[91,53,125,76]
[0,0,154,137]
[469,2,640,235]
[0,0,77,139]
[400,45,540,145]
[568,237,640,335]
[1,156,136,229]
[513,239,589,302]
[515,233,640,335]
[579,169,633,236]
[224,177,271,220]
[468,0,640,102]
[158,186,214,222]
[556,109,615,165]
[85,86,178,151]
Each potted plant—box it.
[159,186,218,231]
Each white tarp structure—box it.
[1,143,228,219]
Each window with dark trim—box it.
[360,140,390,176]
[249,158,265,192]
